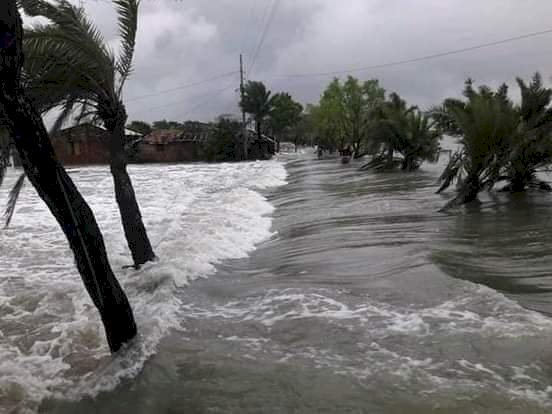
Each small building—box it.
[50,123,144,165]
[51,124,111,165]
[134,129,202,163]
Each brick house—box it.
[51,124,110,165]
[134,129,202,163]
[49,121,275,165]
[51,123,143,165]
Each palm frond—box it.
[50,95,79,135]
[4,173,25,228]
[23,0,115,104]
[113,0,139,95]
[436,151,462,194]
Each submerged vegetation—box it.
[306,73,552,210]
[306,76,440,170]
[433,74,552,209]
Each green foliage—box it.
[435,80,521,207]
[202,117,241,162]
[151,119,183,130]
[127,120,152,135]
[311,76,385,154]
[21,0,139,130]
[399,110,441,170]
[240,80,273,139]
[289,110,316,147]
[504,73,552,191]
[365,92,440,171]
[268,92,303,140]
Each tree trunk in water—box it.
[441,173,481,211]
[0,1,137,352]
[457,175,480,204]
[107,116,155,268]
[386,147,394,168]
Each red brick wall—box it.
[51,125,203,165]
[51,125,111,165]
[134,141,200,163]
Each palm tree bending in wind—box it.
[0,0,137,353]
[21,0,155,267]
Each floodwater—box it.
[2,152,552,413]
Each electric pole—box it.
[240,54,247,160]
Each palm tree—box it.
[398,110,441,171]
[503,73,552,192]
[20,0,155,267]
[371,93,413,168]
[434,81,520,208]
[0,0,136,353]
[240,81,274,152]
[362,92,440,171]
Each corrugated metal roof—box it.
[142,129,184,145]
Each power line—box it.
[239,0,259,55]
[176,84,236,119]
[248,0,280,76]
[250,0,272,53]
[126,71,238,102]
[273,28,552,79]
[131,83,235,120]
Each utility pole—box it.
[240,54,248,160]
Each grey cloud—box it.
[70,0,552,122]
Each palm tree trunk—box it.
[441,173,481,210]
[386,146,394,168]
[0,1,136,353]
[107,118,155,268]
[256,119,262,146]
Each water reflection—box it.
[432,191,552,314]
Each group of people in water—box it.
[317,145,354,163]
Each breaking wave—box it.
[0,160,287,413]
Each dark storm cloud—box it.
[75,0,552,121]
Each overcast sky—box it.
[63,0,552,123]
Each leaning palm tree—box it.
[502,73,552,192]
[362,97,440,172]
[398,110,441,171]
[434,81,520,208]
[362,92,436,171]
[20,0,155,267]
[0,0,136,353]
[240,81,274,151]
[375,93,413,168]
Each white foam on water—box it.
[185,283,552,338]
[181,283,552,408]
[0,160,287,412]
